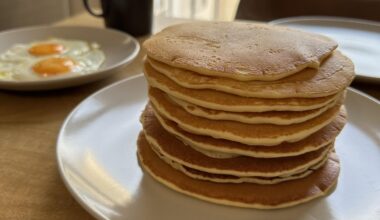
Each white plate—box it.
[0,26,139,90]
[270,16,380,83]
[57,75,380,220]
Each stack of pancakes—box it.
[138,22,355,209]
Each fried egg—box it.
[0,38,105,80]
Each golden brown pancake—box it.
[169,93,342,125]
[142,104,346,158]
[151,147,329,184]
[144,62,340,112]
[147,51,354,98]
[182,142,240,159]
[137,133,340,209]
[141,110,332,177]
[149,88,343,146]
[143,21,337,81]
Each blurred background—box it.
[0,0,239,31]
[2,0,380,31]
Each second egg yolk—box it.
[32,57,75,77]
[28,43,65,56]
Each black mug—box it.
[83,0,153,37]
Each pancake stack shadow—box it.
[138,22,355,209]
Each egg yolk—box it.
[32,57,75,77]
[28,43,65,56]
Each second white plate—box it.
[0,26,139,90]
[57,75,380,220]
[270,16,380,83]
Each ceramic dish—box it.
[0,26,139,90]
[57,75,380,220]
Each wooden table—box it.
[0,13,379,220]
[0,13,177,220]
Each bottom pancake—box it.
[137,133,340,209]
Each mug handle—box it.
[83,0,104,17]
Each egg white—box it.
[0,38,105,81]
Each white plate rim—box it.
[56,74,143,219]
[270,16,380,29]
[0,26,140,90]
[56,74,380,219]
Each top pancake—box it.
[147,51,355,98]
[143,21,337,81]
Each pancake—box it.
[144,62,340,112]
[145,104,346,158]
[184,141,240,159]
[137,133,340,209]
[143,21,337,81]
[141,111,332,177]
[149,88,343,146]
[147,51,354,98]
[151,145,329,184]
[169,93,342,125]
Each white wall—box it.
[0,0,88,31]
[155,0,240,21]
